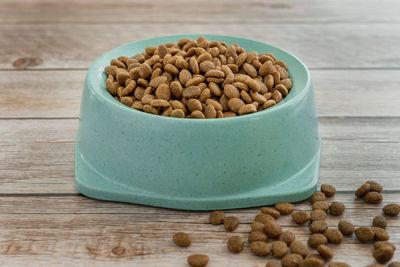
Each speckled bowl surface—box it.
[75,34,321,210]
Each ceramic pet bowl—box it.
[75,34,321,210]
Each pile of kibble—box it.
[104,37,292,119]
[171,181,400,267]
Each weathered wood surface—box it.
[1,23,400,70]
[0,194,398,266]
[0,0,399,24]
[1,118,399,194]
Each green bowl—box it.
[75,34,320,210]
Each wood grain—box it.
[0,194,398,266]
[2,70,400,118]
[1,23,400,70]
[0,0,399,24]
[1,117,399,194]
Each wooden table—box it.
[1,1,399,266]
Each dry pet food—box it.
[224,216,240,232]
[309,220,328,234]
[338,220,355,236]
[187,254,209,267]
[364,191,383,204]
[248,231,268,243]
[289,241,309,257]
[227,236,244,253]
[329,263,351,267]
[389,262,400,267]
[355,183,371,198]
[266,260,283,267]
[272,241,289,258]
[324,228,343,244]
[251,221,265,232]
[310,192,326,203]
[299,257,324,267]
[373,215,388,229]
[372,227,390,241]
[250,241,271,256]
[312,201,330,211]
[374,241,396,251]
[329,201,345,216]
[308,234,328,249]
[321,184,336,197]
[275,202,295,215]
[209,210,225,225]
[279,230,296,245]
[105,37,293,118]
[373,245,394,263]
[383,203,400,216]
[260,207,281,218]
[264,220,283,238]
[355,227,375,242]
[255,213,275,223]
[310,210,327,221]
[281,253,303,267]
[173,232,191,247]
[291,211,311,225]
[366,181,383,193]
[317,244,334,259]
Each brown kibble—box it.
[373,245,394,264]
[311,192,326,204]
[251,221,265,232]
[149,76,168,88]
[279,231,296,245]
[228,97,245,113]
[227,236,244,253]
[243,63,258,78]
[209,210,224,225]
[317,244,334,259]
[172,232,191,247]
[224,84,240,98]
[355,183,371,198]
[383,203,400,216]
[364,191,383,204]
[309,221,328,234]
[308,234,328,249]
[150,99,170,108]
[321,184,336,197]
[324,228,343,244]
[366,180,383,193]
[312,201,329,212]
[266,260,282,267]
[372,227,390,241]
[264,220,282,238]
[248,231,268,243]
[388,262,400,267]
[374,241,396,251]
[238,104,257,115]
[187,99,203,112]
[281,253,303,267]
[183,86,201,99]
[187,254,209,267]
[255,213,275,224]
[260,207,280,218]
[299,257,324,267]
[373,215,388,229]
[139,63,152,79]
[224,216,240,232]
[155,83,171,100]
[338,220,355,236]
[250,241,271,257]
[170,109,185,118]
[310,210,327,222]
[290,241,309,258]
[329,263,351,267]
[292,211,311,225]
[275,202,295,215]
[355,227,375,242]
[329,201,345,216]
[272,241,289,258]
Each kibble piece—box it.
[255,213,275,224]
[309,221,328,234]
[329,263,351,267]
[308,234,327,249]
[264,220,282,238]
[170,109,185,118]
[364,191,383,204]
[355,227,375,242]
[310,210,327,222]
[224,216,240,232]
[272,241,289,258]
[227,236,244,253]
[388,262,400,267]
[321,184,336,197]
[292,211,311,225]
[260,207,281,218]
[209,210,224,225]
[172,232,191,247]
[307,254,325,264]
[299,257,324,267]
[374,241,396,251]
[190,110,205,119]
[290,241,309,257]
[187,254,209,267]
[183,86,201,99]
[311,192,326,204]
[279,230,296,245]
[324,229,343,244]
[248,231,268,243]
[281,254,303,267]
[250,241,271,256]
[312,201,329,212]
[373,245,394,264]
[266,260,282,267]
[383,203,400,216]
[238,104,257,115]
[372,227,390,241]
[366,180,383,193]
[251,221,265,232]
[338,220,355,236]
[355,183,371,198]
[373,215,387,229]
[329,201,345,216]
[275,202,295,215]
[317,245,334,259]
[366,265,385,267]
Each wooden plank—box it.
[2,69,400,118]
[1,23,400,70]
[0,194,398,266]
[0,0,399,24]
[0,117,399,194]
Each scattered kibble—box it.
[329,262,351,267]
[227,236,244,253]
[272,241,289,258]
[266,260,283,267]
[209,210,225,225]
[329,201,345,216]
[292,211,311,225]
[372,227,390,241]
[364,191,383,204]
[224,216,240,232]
[279,230,296,245]
[299,257,324,267]
[311,192,326,203]
[187,254,209,267]
[309,220,328,234]
[355,227,375,242]
[173,232,191,247]
[264,220,283,238]
[321,184,336,197]
[317,244,334,259]
[373,215,388,229]
[260,207,281,218]
[251,221,265,232]
[324,228,343,244]
[275,202,295,215]
[312,201,330,211]
[374,241,396,251]
[355,183,371,198]
[250,241,271,256]
[338,220,355,236]
[366,181,383,193]
[289,241,309,258]
[310,210,327,222]
[248,231,268,243]
[383,203,400,216]
[255,213,275,224]
[281,253,303,267]
[308,234,328,249]
[373,245,394,264]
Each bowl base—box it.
[75,145,320,210]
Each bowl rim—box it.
[86,34,311,123]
